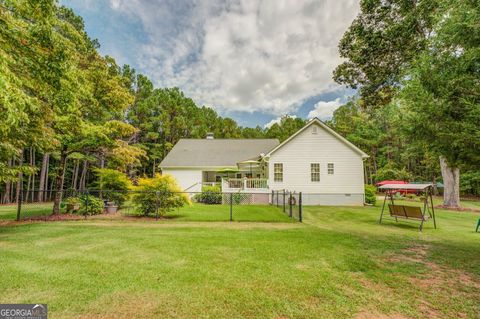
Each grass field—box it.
[0,202,294,222]
[0,200,479,318]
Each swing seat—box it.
[388,204,427,221]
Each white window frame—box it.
[274,163,283,182]
[328,163,334,175]
[311,163,320,182]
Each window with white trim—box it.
[311,163,320,182]
[274,163,283,182]
[328,163,334,175]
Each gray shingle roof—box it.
[160,139,280,168]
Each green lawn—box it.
[0,202,293,222]
[0,201,479,318]
[0,202,54,220]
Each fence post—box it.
[282,190,286,213]
[289,192,292,218]
[276,191,279,207]
[299,192,302,222]
[16,188,22,221]
[229,193,233,222]
[271,190,274,205]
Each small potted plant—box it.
[65,197,81,213]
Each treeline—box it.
[328,0,480,206]
[1,0,478,210]
[0,0,306,208]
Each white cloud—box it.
[264,115,297,129]
[106,0,359,115]
[307,98,342,120]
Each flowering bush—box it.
[131,174,190,217]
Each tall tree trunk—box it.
[100,154,105,169]
[2,159,12,204]
[79,160,88,191]
[52,149,68,214]
[37,153,49,202]
[30,149,35,202]
[72,160,79,191]
[152,158,156,177]
[439,156,460,208]
[15,149,23,220]
[25,147,33,202]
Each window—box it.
[274,163,283,182]
[236,173,242,179]
[328,163,334,175]
[312,126,318,134]
[311,163,320,182]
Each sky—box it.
[61,0,359,127]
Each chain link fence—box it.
[271,190,303,222]
[3,189,300,223]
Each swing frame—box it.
[378,183,437,231]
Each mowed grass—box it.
[0,201,479,318]
[0,202,293,223]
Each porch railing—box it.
[222,178,268,190]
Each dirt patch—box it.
[355,311,409,319]
[386,244,480,318]
[392,244,480,290]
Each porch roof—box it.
[160,139,279,168]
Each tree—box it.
[266,116,306,142]
[400,0,480,207]
[333,0,438,108]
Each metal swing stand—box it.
[378,183,437,231]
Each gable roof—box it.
[160,139,280,168]
[265,118,369,158]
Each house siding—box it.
[162,168,202,193]
[268,122,365,205]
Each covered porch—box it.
[201,159,269,193]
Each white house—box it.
[160,118,369,205]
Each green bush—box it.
[79,194,104,215]
[132,174,190,217]
[364,184,377,205]
[460,171,480,196]
[65,197,81,205]
[64,197,81,213]
[94,168,131,206]
[194,185,222,204]
[374,163,411,182]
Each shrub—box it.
[94,168,132,206]
[194,185,222,204]
[64,197,81,213]
[132,174,190,217]
[460,171,480,196]
[374,163,412,182]
[364,184,377,205]
[65,197,81,205]
[79,194,104,215]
